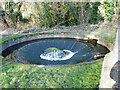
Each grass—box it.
[93,26,117,44]
[98,33,116,44]
[1,33,103,88]
[1,61,103,88]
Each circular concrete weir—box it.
[1,34,110,66]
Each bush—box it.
[1,2,119,28]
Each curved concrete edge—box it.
[1,33,111,53]
[2,58,103,67]
[99,31,118,88]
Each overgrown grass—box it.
[1,61,103,88]
[90,25,117,44]
[98,33,116,43]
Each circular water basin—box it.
[2,37,110,66]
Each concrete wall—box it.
[99,29,119,88]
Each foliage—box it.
[84,2,102,24]
[34,2,102,27]
[1,2,29,27]
[98,1,119,21]
[34,2,79,27]
[0,2,119,28]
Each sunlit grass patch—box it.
[1,61,103,88]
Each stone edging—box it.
[1,33,111,53]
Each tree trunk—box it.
[0,6,9,28]
[0,16,9,28]
[77,2,87,24]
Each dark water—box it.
[2,38,109,65]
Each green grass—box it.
[98,33,116,44]
[96,27,117,44]
[1,61,103,88]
